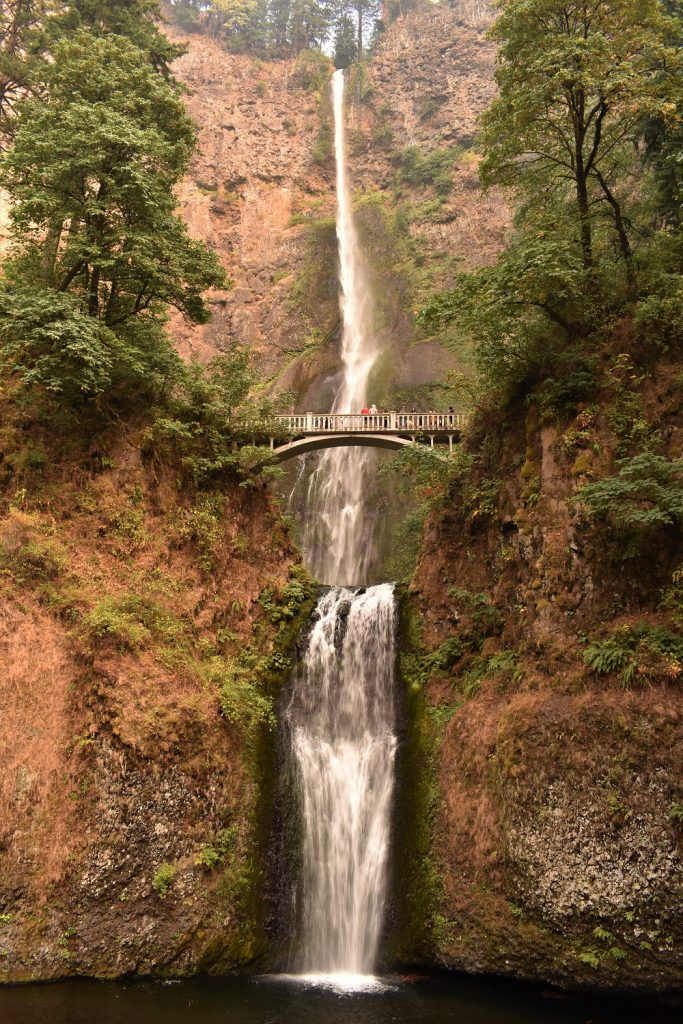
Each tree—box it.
[288,0,332,51]
[0,1,57,141]
[333,12,356,68]
[0,31,225,405]
[0,1,185,145]
[642,0,683,225]
[418,227,596,402]
[330,0,380,61]
[60,1,185,77]
[481,0,681,282]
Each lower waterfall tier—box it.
[284,584,398,975]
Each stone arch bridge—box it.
[269,412,466,462]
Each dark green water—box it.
[0,974,677,1024]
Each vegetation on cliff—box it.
[397,0,683,991]
[167,0,382,64]
[0,0,315,982]
[0,0,289,480]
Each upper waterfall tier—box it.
[296,70,383,587]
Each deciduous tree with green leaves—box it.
[0,31,225,405]
[481,0,681,281]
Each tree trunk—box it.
[41,218,64,285]
[89,266,100,317]
[594,168,636,287]
[576,173,593,270]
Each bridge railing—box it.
[275,412,467,434]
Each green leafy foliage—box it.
[211,565,316,739]
[661,566,683,628]
[148,349,286,486]
[167,0,376,57]
[577,454,683,531]
[0,26,225,414]
[84,594,191,653]
[418,0,683,413]
[449,587,504,637]
[0,515,66,584]
[0,288,176,403]
[634,280,683,352]
[481,0,680,278]
[583,623,683,686]
[292,47,333,89]
[195,827,237,870]
[418,230,597,402]
[397,144,460,197]
[152,862,177,898]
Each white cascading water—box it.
[285,585,397,976]
[300,69,379,587]
[285,70,398,982]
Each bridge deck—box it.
[276,412,466,435]
[268,412,466,461]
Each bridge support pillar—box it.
[448,434,453,453]
[429,435,435,448]
[270,438,274,449]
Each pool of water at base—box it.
[0,972,679,1024]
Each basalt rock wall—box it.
[402,352,683,993]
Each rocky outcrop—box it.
[163,22,337,395]
[357,1,508,272]
[0,416,313,981]
[165,3,511,405]
[404,353,683,992]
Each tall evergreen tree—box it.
[0,31,224,403]
[333,11,356,67]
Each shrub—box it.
[457,649,520,699]
[84,594,189,653]
[175,494,223,572]
[152,862,177,898]
[398,145,460,195]
[661,566,683,627]
[208,656,276,734]
[260,564,316,624]
[0,510,67,584]
[85,598,151,651]
[312,121,333,164]
[195,826,236,870]
[577,453,683,532]
[635,284,683,351]
[583,624,683,686]
[449,587,504,636]
[293,49,332,91]
[195,845,220,870]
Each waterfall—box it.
[284,70,398,982]
[299,69,379,587]
[285,585,397,976]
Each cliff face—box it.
[0,411,314,981]
[404,349,683,992]
[165,3,510,407]
[9,2,678,997]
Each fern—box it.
[577,453,683,532]
[583,624,683,686]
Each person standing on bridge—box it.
[360,405,369,416]
[369,403,378,417]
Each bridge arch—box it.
[272,433,414,463]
